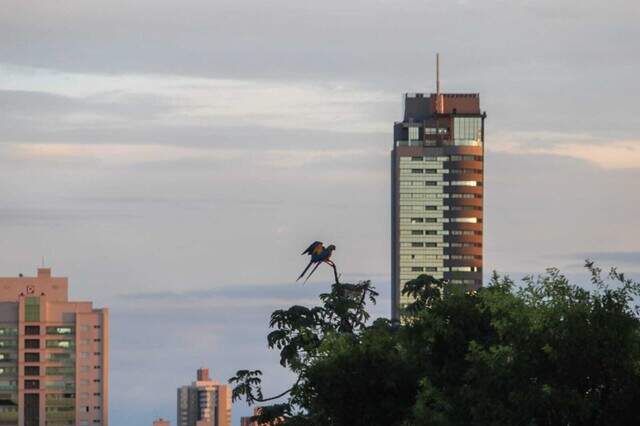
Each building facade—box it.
[176,368,230,426]
[239,408,283,426]
[0,267,109,426]
[391,92,486,319]
[152,418,170,426]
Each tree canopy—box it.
[230,262,640,425]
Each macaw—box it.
[296,241,337,282]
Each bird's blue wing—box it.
[302,241,323,255]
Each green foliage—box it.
[229,281,379,424]
[231,263,640,425]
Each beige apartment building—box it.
[0,267,108,426]
[152,419,170,426]
[177,368,230,426]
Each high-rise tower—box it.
[0,267,109,425]
[177,368,231,426]
[391,62,486,319]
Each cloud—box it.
[118,280,390,313]
[0,207,130,226]
[540,141,640,170]
[0,66,394,136]
[490,132,640,169]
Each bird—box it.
[297,241,337,283]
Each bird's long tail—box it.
[303,261,322,284]
[296,260,315,281]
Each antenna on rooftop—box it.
[435,53,443,113]
[436,53,440,96]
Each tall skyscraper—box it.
[0,267,109,426]
[176,368,231,426]
[391,65,486,319]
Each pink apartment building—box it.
[0,267,108,426]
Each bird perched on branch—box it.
[297,241,337,283]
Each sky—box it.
[1,0,639,424]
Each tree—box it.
[230,262,640,425]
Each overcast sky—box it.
[1,0,639,424]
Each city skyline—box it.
[1,0,639,424]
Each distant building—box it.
[0,267,109,425]
[177,368,231,426]
[153,418,171,426]
[239,408,283,426]
[391,64,486,319]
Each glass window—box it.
[46,340,74,349]
[0,379,17,391]
[25,326,40,335]
[408,127,419,141]
[48,353,75,363]
[46,367,75,376]
[25,352,40,362]
[0,367,17,376]
[0,327,18,336]
[25,339,40,349]
[453,117,482,146]
[451,266,472,272]
[0,340,16,349]
[24,297,40,322]
[451,217,478,223]
[25,380,39,389]
[47,326,74,335]
[24,366,39,376]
